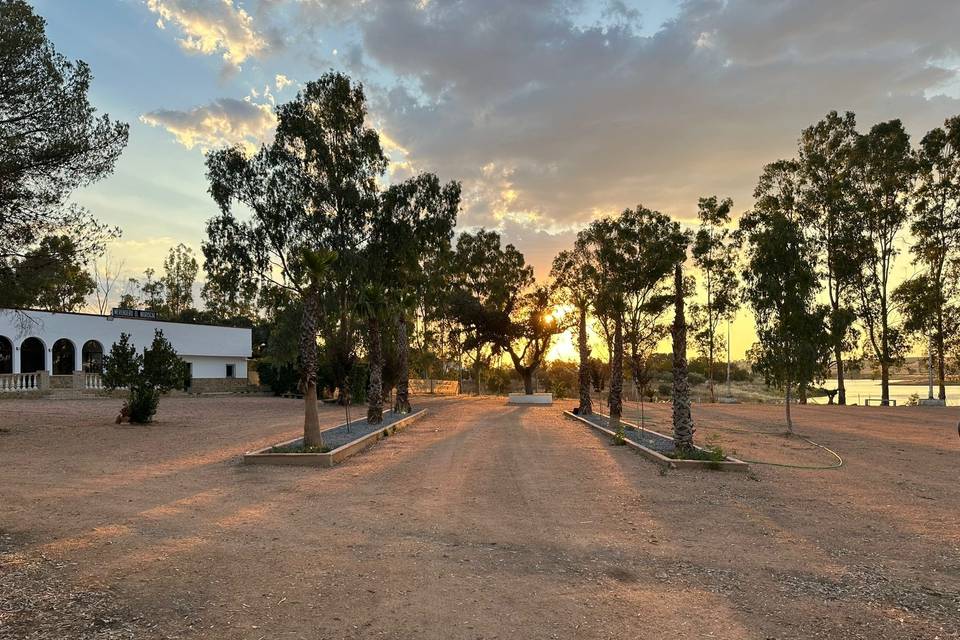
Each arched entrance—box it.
[20,337,45,373]
[52,338,76,375]
[82,340,104,373]
[0,336,11,374]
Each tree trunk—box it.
[577,305,592,415]
[784,379,794,433]
[798,383,808,405]
[366,316,384,424]
[936,312,947,401]
[708,339,715,403]
[671,263,694,452]
[880,303,890,404]
[880,360,890,406]
[834,342,846,406]
[522,369,534,395]
[393,313,412,414]
[300,287,323,449]
[608,312,624,431]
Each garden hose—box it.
[694,424,843,470]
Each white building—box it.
[0,308,252,393]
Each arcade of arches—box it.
[0,335,104,375]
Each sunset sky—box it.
[31,0,960,360]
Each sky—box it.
[30,0,960,361]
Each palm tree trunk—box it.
[671,264,694,452]
[577,305,592,415]
[300,287,323,449]
[393,313,412,414]
[366,316,384,424]
[608,311,624,432]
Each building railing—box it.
[83,373,103,390]
[0,372,49,392]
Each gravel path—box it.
[1,395,958,639]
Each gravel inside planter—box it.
[579,413,677,454]
[276,410,412,452]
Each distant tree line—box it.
[4,0,959,443]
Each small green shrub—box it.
[127,384,160,424]
[611,427,626,446]
[905,393,920,407]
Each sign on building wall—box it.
[111,308,158,320]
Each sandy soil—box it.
[1,395,958,639]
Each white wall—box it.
[0,309,251,377]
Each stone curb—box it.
[563,410,750,472]
[243,409,429,468]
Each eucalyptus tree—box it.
[204,72,385,448]
[797,111,863,405]
[0,0,127,302]
[161,244,199,317]
[849,120,916,404]
[741,160,829,432]
[504,285,565,394]
[902,116,960,401]
[450,229,532,391]
[450,230,565,394]
[690,195,738,402]
[551,245,597,415]
[367,174,459,418]
[582,207,687,432]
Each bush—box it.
[259,360,300,395]
[688,372,706,386]
[102,333,141,390]
[142,330,189,392]
[657,382,672,398]
[127,383,160,424]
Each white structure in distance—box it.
[0,308,252,391]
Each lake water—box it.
[807,379,960,406]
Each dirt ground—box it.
[1,394,958,640]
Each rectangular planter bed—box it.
[244,409,428,468]
[564,410,749,472]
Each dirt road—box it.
[1,396,958,639]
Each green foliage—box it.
[142,330,188,393]
[259,360,300,396]
[127,383,160,424]
[0,0,127,272]
[611,428,626,446]
[3,235,95,311]
[101,333,141,390]
[161,244,199,317]
[849,119,916,395]
[740,160,831,410]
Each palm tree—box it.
[357,285,388,424]
[671,262,694,453]
[551,248,595,415]
[300,249,337,449]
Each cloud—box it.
[140,98,276,153]
[274,73,294,90]
[146,0,267,69]
[322,0,960,235]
